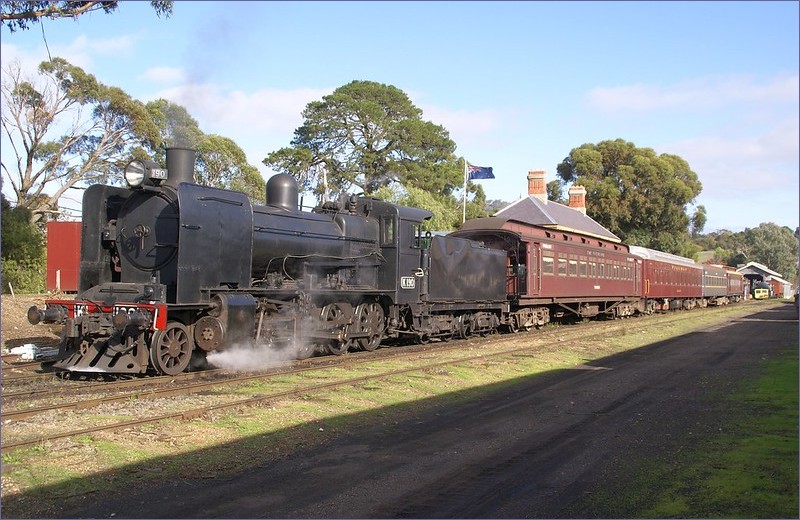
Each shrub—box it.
[1,257,46,294]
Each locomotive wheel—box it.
[150,322,193,375]
[320,303,353,355]
[353,302,384,351]
[325,341,349,356]
[295,342,316,360]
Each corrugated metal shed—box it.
[736,261,794,298]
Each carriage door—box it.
[528,242,540,296]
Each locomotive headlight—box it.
[124,158,165,188]
[124,160,147,187]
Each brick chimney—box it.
[568,185,587,215]
[527,170,547,202]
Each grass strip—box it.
[572,342,798,518]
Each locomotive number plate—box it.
[400,276,416,289]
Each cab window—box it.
[410,223,431,249]
[381,217,396,246]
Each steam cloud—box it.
[206,338,315,372]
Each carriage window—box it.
[569,260,578,276]
[543,256,554,275]
[579,261,587,277]
[558,258,568,276]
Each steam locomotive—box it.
[28,148,744,375]
[28,148,507,375]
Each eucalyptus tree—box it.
[741,223,799,282]
[197,134,265,204]
[556,138,702,255]
[1,58,160,221]
[1,1,172,32]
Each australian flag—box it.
[468,162,494,180]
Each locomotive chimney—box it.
[568,185,587,214]
[527,170,547,202]
[165,147,196,187]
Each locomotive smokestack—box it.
[165,147,196,187]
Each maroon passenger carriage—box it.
[725,269,746,303]
[628,246,703,311]
[451,207,641,330]
[703,265,745,305]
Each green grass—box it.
[573,344,799,518]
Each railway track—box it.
[1,310,640,413]
[0,304,757,453]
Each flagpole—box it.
[462,157,467,224]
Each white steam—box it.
[206,339,314,372]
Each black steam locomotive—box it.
[28,148,508,375]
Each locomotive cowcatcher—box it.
[27,148,507,375]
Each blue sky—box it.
[2,0,798,233]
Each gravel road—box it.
[66,303,797,518]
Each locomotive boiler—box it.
[28,148,507,375]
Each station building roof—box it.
[494,195,621,243]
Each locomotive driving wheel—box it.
[353,302,384,351]
[150,322,194,375]
[320,303,353,355]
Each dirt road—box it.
[65,304,796,518]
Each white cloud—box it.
[671,121,797,164]
[52,34,139,70]
[62,34,137,63]
[666,118,799,199]
[0,42,49,74]
[151,83,331,137]
[1,33,139,74]
[146,83,333,176]
[585,73,799,113]
[140,66,187,84]
[420,104,506,145]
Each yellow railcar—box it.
[753,288,770,299]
